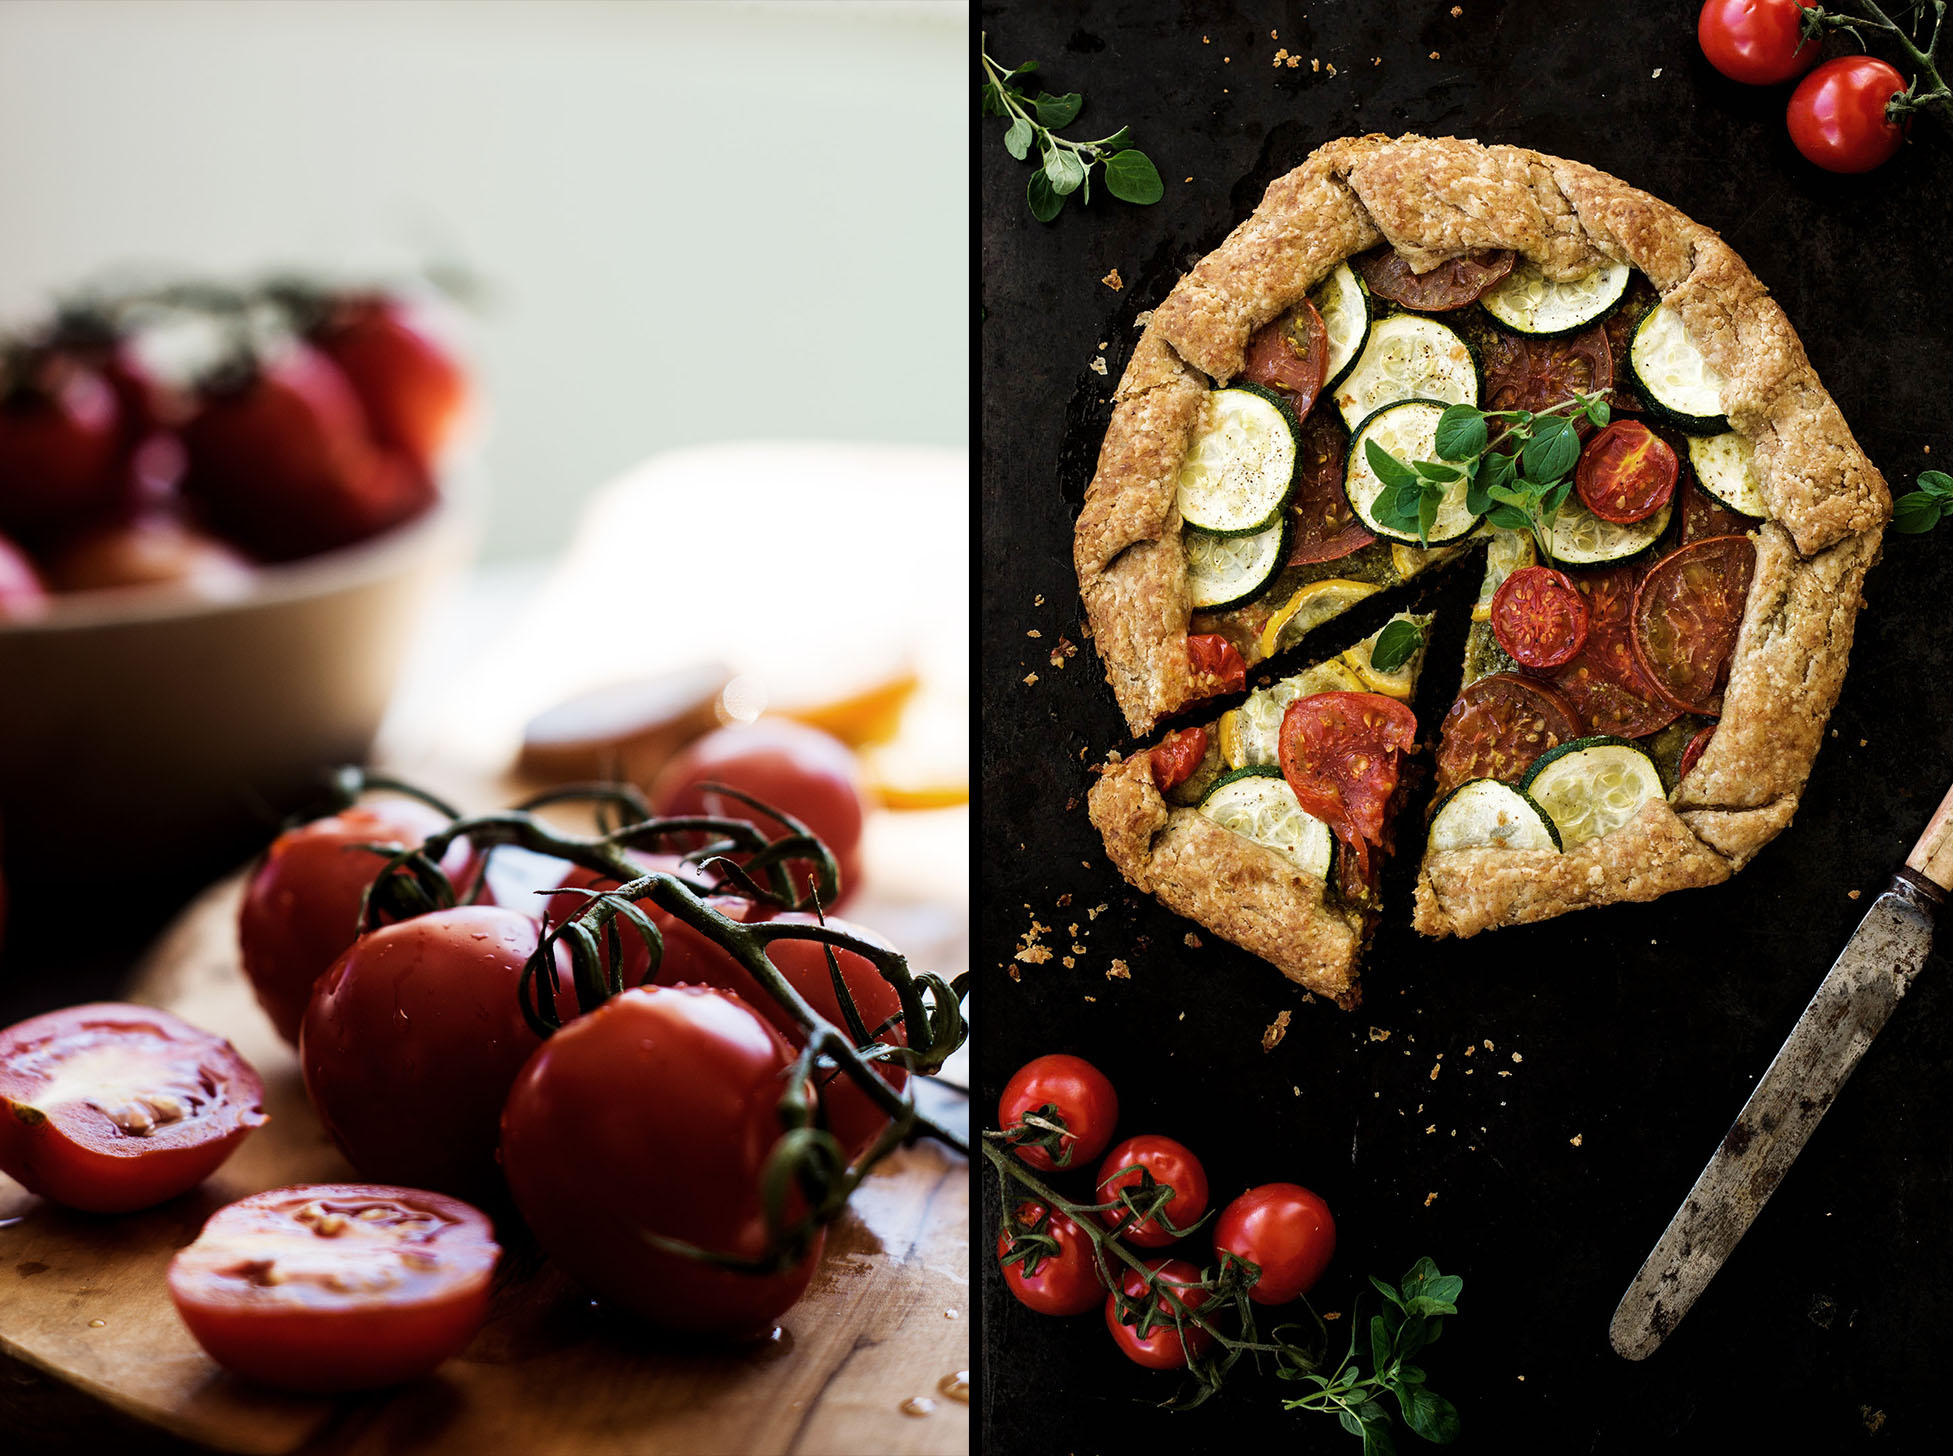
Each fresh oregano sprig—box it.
[1275,1259,1465,1452]
[1369,619,1425,675]
[979,35,1164,223]
[1365,393,1611,562]
[1892,468,1953,532]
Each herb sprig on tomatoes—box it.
[979,35,1165,222]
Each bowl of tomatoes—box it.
[0,277,476,886]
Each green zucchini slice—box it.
[1427,778,1563,854]
[1197,766,1335,880]
[1629,304,1729,432]
[1520,735,1665,849]
[1344,399,1482,547]
[1479,259,1631,336]
[1686,431,1767,519]
[1177,385,1299,536]
[1183,519,1287,610]
[1332,313,1479,431]
[1543,495,1672,567]
[1312,261,1371,391]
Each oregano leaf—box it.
[1891,491,1944,533]
[1104,148,1165,204]
[1027,170,1065,223]
[1370,619,1423,673]
[1917,469,1953,499]
[1434,405,1487,460]
[1004,115,1034,159]
[1035,90,1083,128]
[1365,438,1420,491]
[1044,145,1087,195]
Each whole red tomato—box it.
[1788,56,1908,172]
[312,294,470,475]
[1698,0,1821,85]
[1095,1134,1209,1249]
[652,720,867,908]
[169,1183,497,1391]
[239,798,482,1046]
[0,1003,265,1212]
[1105,1258,1214,1370]
[42,508,253,598]
[1213,1182,1337,1304]
[998,1199,1104,1316]
[500,984,823,1336]
[0,357,123,539]
[0,531,49,620]
[536,852,688,987]
[300,905,564,1199]
[997,1053,1119,1172]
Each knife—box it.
[1609,780,1953,1360]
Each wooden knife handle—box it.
[1906,779,1953,892]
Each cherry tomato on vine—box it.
[1788,56,1909,173]
[537,852,687,986]
[1095,1134,1209,1249]
[300,905,566,1199]
[652,720,867,909]
[169,1183,497,1391]
[0,531,49,620]
[1698,0,1821,86]
[0,357,123,539]
[0,1004,265,1212]
[997,1053,1119,1172]
[1105,1258,1214,1370]
[43,509,253,598]
[239,798,483,1047]
[311,294,471,475]
[998,1199,1105,1316]
[1213,1182,1337,1304]
[500,984,824,1337]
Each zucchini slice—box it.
[1686,431,1767,519]
[1198,766,1335,880]
[1344,399,1481,547]
[1629,304,1729,432]
[1184,519,1286,610]
[1427,778,1563,854]
[1543,496,1671,567]
[1479,259,1631,336]
[1312,261,1371,391]
[1332,313,1479,431]
[1520,735,1665,849]
[1178,385,1299,535]
[1471,527,1537,621]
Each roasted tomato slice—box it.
[1354,247,1515,311]
[1286,411,1375,564]
[1241,298,1330,419]
[1681,478,1751,544]
[1491,566,1590,670]
[1187,633,1247,697]
[1434,673,1582,796]
[1149,726,1209,792]
[1277,691,1419,880]
[1546,564,1681,740]
[1631,535,1757,715]
[1576,420,1678,524]
[1479,324,1613,422]
[0,1004,265,1212]
[168,1183,497,1391]
[1679,723,1717,781]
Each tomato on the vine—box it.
[1105,1258,1214,1370]
[0,1004,265,1212]
[1095,1134,1209,1249]
[998,1199,1105,1316]
[997,1053,1119,1172]
[169,1183,497,1391]
[500,984,824,1336]
[1788,56,1909,172]
[0,531,48,620]
[0,357,123,539]
[1213,1182,1337,1304]
[43,509,253,597]
[311,294,470,475]
[1698,0,1821,86]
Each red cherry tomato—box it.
[1213,1182,1337,1304]
[1698,0,1821,86]
[312,294,470,474]
[0,358,123,539]
[1095,1134,1209,1249]
[1105,1258,1214,1369]
[301,905,566,1199]
[1788,56,1908,173]
[536,852,688,986]
[997,1053,1120,1172]
[1680,722,1717,780]
[42,508,253,598]
[0,1004,265,1212]
[652,719,867,908]
[500,984,824,1336]
[168,1183,497,1391]
[1491,566,1591,670]
[1149,726,1209,792]
[1576,420,1678,525]
[0,530,49,620]
[998,1199,1105,1316]
[239,799,483,1047]
[1186,632,1246,696]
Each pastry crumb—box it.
[1184,931,1202,948]
[1450,4,1463,14]
[1061,956,1075,969]
[1015,945,1051,965]
[1026,628,1041,638]
[1424,1192,1438,1207]
[1368,1026,1391,1042]
[1652,67,1663,78]
[1089,356,1108,376]
[1262,1009,1292,1051]
[1101,267,1124,291]
[1511,1052,1523,1063]
[1848,889,1861,900]
[1429,50,1440,59]
[1107,959,1130,980]
[1428,1061,1441,1081]
[1311,57,1320,72]
[1570,1133,1584,1147]
[1133,309,1154,328]
[1033,593,1044,606]
[1022,672,1037,686]
[1325,60,1337,75]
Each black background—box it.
[978,1,1953,1451]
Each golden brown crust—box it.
[1077,132,1889,952]
[1087,755,1363,1005]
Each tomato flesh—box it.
[1698,0,1821,86]
[1287,411,1374,564]
[1546,565,1681,740]
[312,294,470,474]
[1105,1258,1214,1369]
[998,1053,1120,1173]
[168,1183,497,1391]
[1213,1182,1337,1304]
[1576,420,1678,524]
[1491,566,1590,670]
[1631,535,1757,715]
[1355,248,1514,311]
[0,1004,265,1212]
[1149,726,1209,792]
[998,1199,1105,1316]
[1277,691,1419,881]
[1095,1134,1209,1249]
[1241,299,1329,419]
[1680,723,1717,780]
[1186,632,1247,696]
[1435,673,1581,796]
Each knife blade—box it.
[1609,779,1953,1361]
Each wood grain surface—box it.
[0,874,970,1455]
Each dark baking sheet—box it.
[978,1,1953,1450]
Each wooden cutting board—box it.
[0,874,970,1455]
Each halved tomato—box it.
[1435,673,1581,795]
[0,1004,265,1212]
[1547,565,1681,740]
[1286,411,1374,564]
[1631,535,1757,715]
[1241,298,1330,419]
[1277,691,1419,879]
[1576,421,1677,524]
[1150,726,1209,792]
[1354,248,1514,311]
[1491,566,1589,670]
[1187,633,1247,696]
